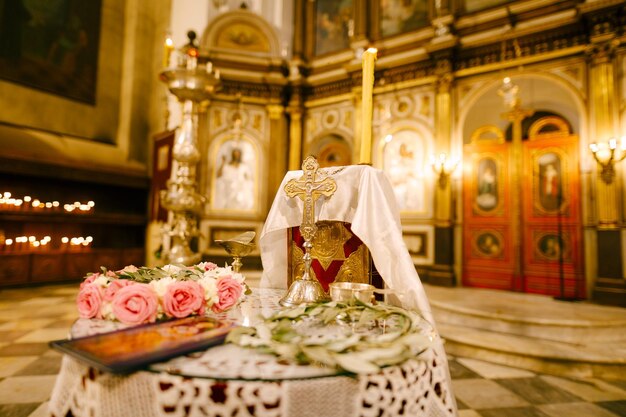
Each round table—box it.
[49,289,457,417]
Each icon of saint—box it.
[539,161,561,211]
[476,161,497,210]
[214,146,254,210]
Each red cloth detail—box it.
[291,223,366,291]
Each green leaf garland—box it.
[227,300,434,374]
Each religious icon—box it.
[537,152,562,212]
[212,139,256,211]
[475,157,498,211]
[476,232,501,257]
[380,0,429,38]
[315,0,353,56]
[538,234,563,261]
[382,130,426,213]
[315,135,352,168]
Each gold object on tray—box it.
[215,231,255,273]
[329,282,375,304]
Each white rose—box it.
[198,277,219,304]
[162,264,182,275]
[149,277,177,298]
[100,302,114,320]
[94,275,109,288]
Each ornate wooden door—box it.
[462,117,584,297]
[463,126,515,290]
[521,117,584,297]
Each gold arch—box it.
[528,116,570,140]
[470,125,505,144]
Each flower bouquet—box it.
[76,262,248,325]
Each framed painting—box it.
[380,0,429,38]
[472,230,504,259]
[402,225,433,264]
[382,129,428,215]
[315,0,352,56]
[475,156,498,212]
[0,0,102,104]
[210,138,258,213]
[534,232,568,262]
[533,150,566,214]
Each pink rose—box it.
[212,276,243,313]
[77,284,103,319]
[104,279,136,302]
[163,281,205,318]
[117,265,138,274]
[80,273,99,290]
[112,284,158,325]
[199,262,218,271]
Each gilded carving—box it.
[420,95,430,117]
[253,114,262,131]
[215,23,270,53]
[336,245,369,284]
[343,110,352,129]
[310,221,352,270]
[214,109,223,128]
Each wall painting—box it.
[380,0,429,38]
[315,0,352,56]
[0,0,102,104]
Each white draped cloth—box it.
[260,164,435,326]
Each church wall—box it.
[0,0,167,170]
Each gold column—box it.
[267,104,287,207]
[288,108,303,171]
[588,39,621,227]
[353,0,367,41]
[434,73,453,224]
[501,102,534,286]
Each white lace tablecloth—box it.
[49,289,457,417]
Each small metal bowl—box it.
[329,282,375,304]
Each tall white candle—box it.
[360,48,377,164]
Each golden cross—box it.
[284,156,337,242]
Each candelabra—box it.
[159,31,221,264]
[589,137,626,184]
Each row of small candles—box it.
[2,235,93,252]
[0,192,95,213]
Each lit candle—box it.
[360,48,377,164]
[163,33,174,67]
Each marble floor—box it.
[0,283,625,417]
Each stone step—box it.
[426,285,626,344]
[439,322,626,380]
